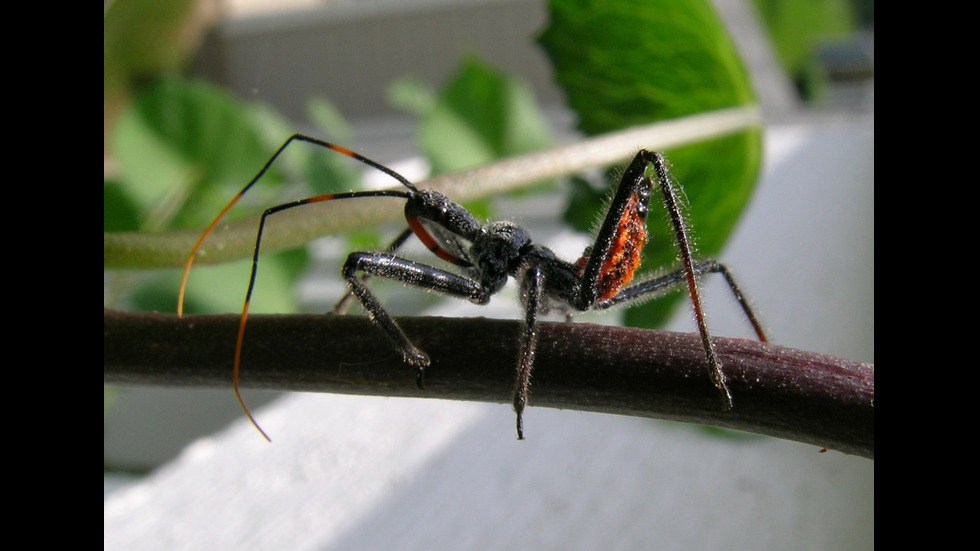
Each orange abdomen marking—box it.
[595,193,648,301]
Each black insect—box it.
[179,134,767,441]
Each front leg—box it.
[342,252,485,388]
[333,228,414,315]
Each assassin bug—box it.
[178,134,767,441]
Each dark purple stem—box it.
[104,309,874,458]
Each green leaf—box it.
[107,75,309,315]
[562,176,606,233]
[539,0,757,131]
[104,0,204,125]
[104,180,142,233]
[539,0,762,329]
[416,57,553,175]
[112,76,291,231]
[303,97,363,195]
[387,76,437,118]
[307,96,354,145]
[129,251,304,317]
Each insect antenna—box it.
[178,134,419,441]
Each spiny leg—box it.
[698,261,767,342]
[342,254,431,377]
[649,152,733,410]
[574,151,653,309]
[599,260,767,343]
[333,228,414,315]
[514,265,545,440]
[342,252,486,388]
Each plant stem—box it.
[104,308,874,458]
[103,106,761,269]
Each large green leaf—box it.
[388,56,555,220]
[302,96,363,195]
[107,76,316,316]
[112,77,290,230]
[416,57,553,175]
[539,0,762,328]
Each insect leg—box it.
[514,264,545,440]
[341,252,486,388]
[597,260,767,342]
[333,228,414,315]
[649,152,733,410]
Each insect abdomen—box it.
[595,192,649,301]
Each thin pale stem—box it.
[104,106,761,269]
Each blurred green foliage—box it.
[750,0,858,100]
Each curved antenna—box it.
[178,134,419,316]
[176,133,418,440]
[234,189,412,441]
